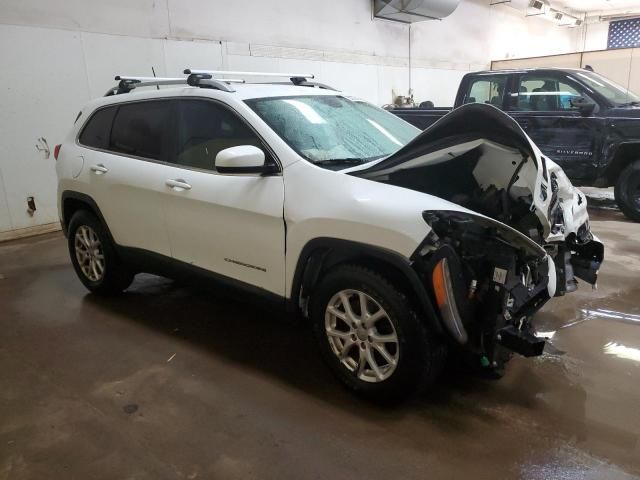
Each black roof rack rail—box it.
[289,77,337,90]
[105,76,187,96]
[186,73,241,92]
[104,74,245,96]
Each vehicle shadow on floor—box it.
[81,272,579,423]
[68,267,640,475]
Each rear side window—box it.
[110,101,171,160]
[175,99,264,171]
[464,76,507,107]
[78,107,117,149]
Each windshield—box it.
[245,95,420,167]
[573,70,640,106]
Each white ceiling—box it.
[552,0,640,13]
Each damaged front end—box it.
[413,211,551,369]
[350,103,605,364]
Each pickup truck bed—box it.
[388,108,450,130]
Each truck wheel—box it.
[310,264,445,404]
[615,161,640,222]
[68,210,134,295]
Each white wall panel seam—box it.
[0,167,14,231]
[165,0,174,38]
[78,32,93,100]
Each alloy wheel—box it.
[324,289,399,383]
[74,225,105,282]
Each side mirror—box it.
[215,145,274,175]
[570,97,596,116]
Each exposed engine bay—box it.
[377,139,545,239]
[350,104,604,369]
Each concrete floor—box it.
[1,206,639,480]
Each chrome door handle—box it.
[90,164,108,174]
[165,179,192,191]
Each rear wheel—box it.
[615,160,640,222]
[310,264,445,404]
[68,210,134,294]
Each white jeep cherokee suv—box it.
[56,70,604,402]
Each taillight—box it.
[54,144,61,160]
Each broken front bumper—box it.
[416,210,604,367]
[415,211,555,364]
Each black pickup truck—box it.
[392,68,640,221]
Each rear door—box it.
[162,98,286,296]
[78,100,173,255]
[506,72,605,182]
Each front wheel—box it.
[310,264,445,404]
[615,160,640,222]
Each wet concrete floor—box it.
[1,206,639,479]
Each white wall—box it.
[0,0,583,236]
[408,0,581,106]
[581,21,610,52]
[490,17,640,97]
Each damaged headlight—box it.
[414,210,551,363]
[548,172,565,236]
[420,210,546,259]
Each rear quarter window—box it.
[78,107,117,149]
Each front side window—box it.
[245,95,419,167]
[572,70,640,106]
[175,100,264,171]
[465,76,507,107]
[110,101,171,160]
[514,75,592,112]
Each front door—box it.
[162,99,286,296]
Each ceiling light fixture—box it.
[599,12,640,22]
[489,0,583,27]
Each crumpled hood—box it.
[351,103,536,174]
[349,103,588,243]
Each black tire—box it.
[67,210,134,295]
[615,160,640,222]
[310,264,445,404]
